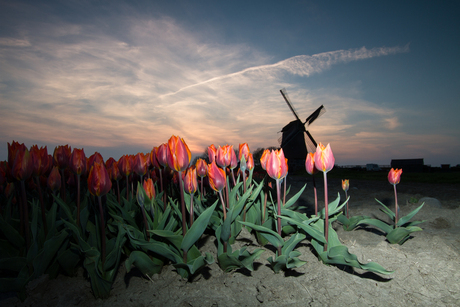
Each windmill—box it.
[278,88,326,164]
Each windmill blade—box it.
[305,105,326,126]
[304,130,318,152]
[280,89,301,121]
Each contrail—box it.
[160,45,409,99]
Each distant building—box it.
[391,159,424,173]
[366,163,381,171]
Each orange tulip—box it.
[87,162,112,197]
[247,153,254,171]
[107,160,122,181]
[314,143,335,173]
[266,149,288,180]
[216,145,233,169]
[88,152,104,169]
[47,166,61,192]
[150,147,160,169]
[8,141,24,169]
[12,146,33,181]
[305,152,318,175]
[53,145,71,170]
[207,161,226,192]
[143,178,155,199]
[342,179,349,192]
[195,158,207,177]
[133,152,149,177]
[70,148,87,175]
[260,149,270,170]
[208,144,217,164]
[388,168,402,185]
[167,136,191,172]
[238,143,250,162]
[184,167,198,195]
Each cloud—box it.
[0,14,413,164]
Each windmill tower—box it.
[279,89,326,167]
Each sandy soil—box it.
[3,176,460,307]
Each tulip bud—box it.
[195,158,207,177]
[207,144,217,164]
[47,166,61,192]
[70,148,87,176]
[207,161,226,192]
[342,179,349,192]
[87,162,112,197]
[305,152,318,175]
[260,149,270,170]
[184,167,198,195]
[167,136,191,172]
[266,149,288,180]
[12,146,33,181]
[53,145,71,170]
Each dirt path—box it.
[3,177,460,306]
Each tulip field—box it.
[0,136,426,300]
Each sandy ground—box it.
[3,176,460,307]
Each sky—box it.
[1,0,459,167]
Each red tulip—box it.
[247,153,254,171]
[12,146,33,181]
[314,143,335,173]
[88,152,104,169]
[167,136,191,172]
[150,147,160,169]
[118,155,132,176]
[260,149,270,170]
[195,158,207,177]
[238,143,250,162]
[107,161,122,181]
[157,143,169,168]
[143,178,155,199]
[388,168,402,185]
[133,152,149,177]
[208,144,217,164]
[266,149,288,180]
[342,179,349,192]
[30,145,50,177]
[53,145,71,170]
[70,148,87,175]
[207,161,226,192]
[8,141,23,169]
[184,167,198,195]
[305,152,318,175]
[87,162,112,197]
[47,166,61,192]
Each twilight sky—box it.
[1,0,459,167]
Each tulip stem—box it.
[177,171,187,238]
[242,170,247,222]
[312,175,318,216]
[283,177,287,207]
[345,190,349,219]
[276,179,282,237]
[141,205,150,241]
[189,193,194,227]
[323,172,329,252]
[97,196,106,267]
[393,184,399,228]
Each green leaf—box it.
[181,201,217,253]
[0,214,25,249]
[375,198,396,220]
[386,226,423,245]
[284,184,307,209]
[397,203,425,227]
[239,221,284,249]
[125,251,163,276]
[281,232,306,255]
[357,218,394,234]
[277,215,326,244]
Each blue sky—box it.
[1,0,459,167]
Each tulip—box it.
[167,136,191,172]
[88,162,112,266]
[207,161,226,193]
[143,178,156,200]
[30,145,50,177]
[88,152,104,169]
[216,145,233,169]
[314,143,335,173]
[118,154,132,200]
[87,162,112,197]
[195,158,207,200]
[107,160,122,204]
[239,143,250,162]
[342,179,350,218]
[260,149,270,170]
[12,146,33,181]
[388,168,403,228]
[70,148,87,175]
[314,143,335,251]
[305,152,319,216]
[184,167,198,226]
[47,166,61,193]
[208,144,217,164]
[133,152,149,179]
[53,145,71,170]
[388,168,402,185]
[150,147,160,169]
[8,141,23,170]
[266,149,288,181]
[157,144,169,168]
[247,153,254,171]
